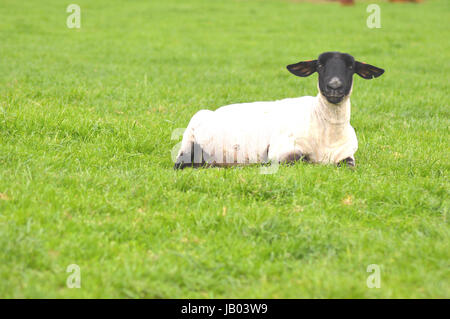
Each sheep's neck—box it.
[314,93,351,146]
[316,93,351,124]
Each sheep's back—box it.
[193,96,316,164]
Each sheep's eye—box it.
[317,63,323,69]
[348,65,353,70]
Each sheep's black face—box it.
[316,52,355,104]
[287,51,384,105]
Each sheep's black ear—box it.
[287,60,317,77]
[355,61,384,79]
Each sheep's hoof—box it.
[337,157,355,168]
[173,162,208,170]
[279,151,309,165]
[173,162,184,170]
[173,162,194,170]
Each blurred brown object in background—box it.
[337,0,423,3]
[389,0,423,2]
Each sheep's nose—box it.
[327,77,343,90]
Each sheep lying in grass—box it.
[174,51,384,169]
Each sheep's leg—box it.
[174,131,195,169]
[267,135,306,165]
[174,110,215,170]
[173,143,191,170]
[337,156,355,167]
[174,141,206,169]
[278,150,309,165]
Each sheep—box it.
[174,51,384,169]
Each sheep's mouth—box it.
[324,93,345,104]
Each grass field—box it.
[0,0,449,298]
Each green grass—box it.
[0,0,449,298]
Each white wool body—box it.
[176,93,357,165]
